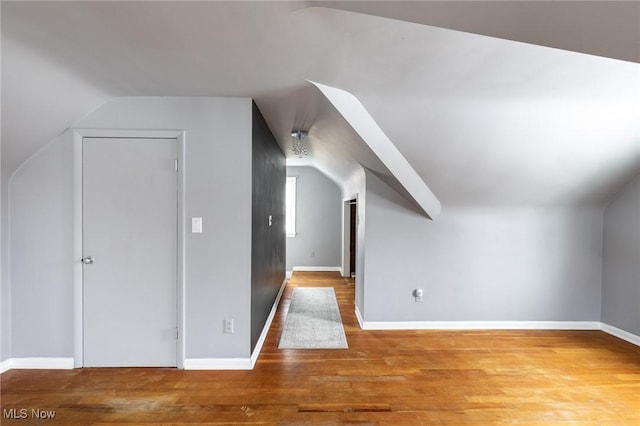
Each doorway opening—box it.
[348,199,357,278]
[342,197,357,286]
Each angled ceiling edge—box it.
[308,80,441,220]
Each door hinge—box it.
[174,159,179,172]
[175,327,179,340]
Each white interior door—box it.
[83,137,178,367]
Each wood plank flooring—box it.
[1,271,639,425]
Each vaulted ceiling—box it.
[2,1,639,207]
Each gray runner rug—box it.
[278,287,348,349]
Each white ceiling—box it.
[310,1,640,63]
[2,1,639,207]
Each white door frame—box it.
[341,194,358,279]
[341,199,351,278]
[73,129,186,369]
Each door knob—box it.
[81,256,95,264]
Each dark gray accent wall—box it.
[602,174,640,336]
[251,102,286,352]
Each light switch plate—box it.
[192,217,203,233]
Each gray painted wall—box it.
[602,174,640,336]
[4,95,633,364]
[343,168,366,319]
[1,152,7,362]
[9,97,255,360]
[362,169,603,322]
[81,97,254,359]
[1,195,9,362]
[10,135,74,357]
[251,102,285,352]
[286,166,342,271]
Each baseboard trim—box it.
[359,320,602,331]
[4,357,74,370]
[355,306,364,330]
[250,278,288,368]
[185,278,288,371]
[601,323,640,346]
[0,359,12,374]
[184,357,252,370]
[292,266,342,272]
[285,271,293,279]
[4,322,636,374]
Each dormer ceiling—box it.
[2,1,638,207]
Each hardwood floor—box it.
[1,271,639,425]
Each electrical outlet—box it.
[224,319,234,334]
[413,288,423,302]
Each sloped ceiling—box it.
[2,1,639,207]
[311,1,640,63]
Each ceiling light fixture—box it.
[291,130,309,158]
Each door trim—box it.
[73,129,186,369]
[341,195,358,278]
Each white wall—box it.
[286,166,342,271]
[602,174,640,336]
[8,97,254,361]
[361,170,603,323]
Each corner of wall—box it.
[601,174,640,337]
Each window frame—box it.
[285,176,297,237]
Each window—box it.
[285,177,297,237]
